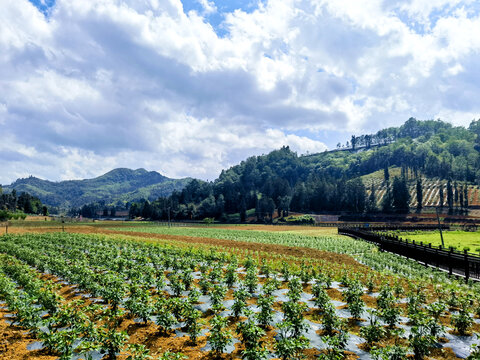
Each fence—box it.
[339,227,480,281]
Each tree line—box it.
[0,187,48,221]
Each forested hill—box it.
[130,118,480,221]
[3,168,191,210]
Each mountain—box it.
[3,168,191,209]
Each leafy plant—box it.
[360,311,385,345]
[184,306,202,345]
[288,277,303,302]
[245,267,258,294]
[232,286,249,318]
[275,321,309,360]
[322,303,341,335]
[157,351,187,360]
[452,300,474,335]
[155,298,177,335]
[225,264,238,288]
[319,325,349,360]
[371,345,408,360]
[256,294,275,328]
[282,300,309,338]
[207,314,233,355]
[236,310,268,360]
[126,344,152,360]
[210,283,227,313]
[409,323,436,360]
[343,280,365,320]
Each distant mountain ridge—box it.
[3,168,191,209]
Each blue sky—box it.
[1,0,479,184]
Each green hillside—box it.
[3,168,191,209]
[128,118,480,221]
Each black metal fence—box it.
[339,227,480,281]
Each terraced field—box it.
[361,170,480,209]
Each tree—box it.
[351,135,357,150]
[384,165,390,183]
[454,182,459,207]
[345,178,366,213]
[447,179,453,213]
[416,178,423,210]
[366,183,377,213]
[439,183,444,207]
[42,206,49,216]
[264,197,275,221]
[392,176,410,213]
[277,195,291,217]
[381,183,393,213]
[141,201,153,219]
[239,196,247,223]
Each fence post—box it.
[465,250,470,281]
[448,247,453,276]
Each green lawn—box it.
[394,230,480,253]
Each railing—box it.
[339,227,480,281]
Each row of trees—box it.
[0,187,47,216]
[127,175,416,221]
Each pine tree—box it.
[381,182,393,213]
[447,180,453,214]
[439,183,444,207]
[392,176,410,213]
[464,185,469,210]
[454,182,459,207]
[366,183,377,213]
[416,178,423,210]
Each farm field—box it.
[389,230,480,253]
[1,224,480,359]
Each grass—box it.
[393,230,480,252]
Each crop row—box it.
[1,233,480,359]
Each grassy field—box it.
[393,230,480,252]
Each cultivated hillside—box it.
[361,168,480,210]
[3,168,191,209]
[130,118,480,221]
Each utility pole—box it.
[435,207,445,248]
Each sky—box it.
[1,0,480,184]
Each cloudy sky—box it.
[1,0,480,184]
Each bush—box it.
[284,215,315,225]
[208,315,233,355]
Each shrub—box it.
[237,310,268,360]
[257,294,275,328]
[360,311,385,345]
[208,315,233,355]
[232,287,249,318]
[275,321,309,360]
